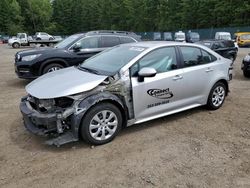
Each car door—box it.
[178,46,218,106]
[19,33,28,44]
[131,47,185,122]
[70,36,101,65]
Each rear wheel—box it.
[12,42,20,48]
[207,82,226,110]
[243,70,250,78]
[80,103,122,145]
[42,63,64,74]
[49,37,54,40]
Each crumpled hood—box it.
[26,66,108,99]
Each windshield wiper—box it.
[78,66,100,75]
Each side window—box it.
[20,34,25,39]
[120,37,135,44]
[201,50,217,63]
[100,36,120,47]
[180,47,203,67]
[130,47,177,76]
[78,37,99,49]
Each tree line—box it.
[0,0,250,35]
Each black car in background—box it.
[197,40,238,61]
[186,32,200,43]
[15,30,141,79]
[242,54,250,77]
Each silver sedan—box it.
[20,42,232,146]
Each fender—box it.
[70,91,127,139]
[39,58,69,75]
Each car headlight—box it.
[243,55,250,62]
[22,54,41,61]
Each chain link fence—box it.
[137,26,250,40]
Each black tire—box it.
[80,103,122,145]
[243,70,250,78]
[12,42,20,48]
[36,37,41,40]
[49,37,54,40]
[207,82,226,110]
[228,55,234,62]
[42,63,64,74]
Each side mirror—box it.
[138,67,157,82]
[73,43,81,52]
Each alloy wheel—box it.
[89,110,118,141]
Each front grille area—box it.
[28,95,74,113]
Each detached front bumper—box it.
[20,97,79,146]
[20,100,58,136]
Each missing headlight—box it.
[55,97,74,108]
[38,99,55,111]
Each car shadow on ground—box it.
[7,78,31,89]
[10,106,206,153]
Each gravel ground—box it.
[0,44,249,188]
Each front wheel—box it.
[42,63,64,74]
[207,82,226,110]
[12,42,20,48]
[80,103,122,145]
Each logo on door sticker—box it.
[147,88,173,99]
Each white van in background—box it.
[174,31,186,42]
[215,32,232,40]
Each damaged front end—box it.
[20,95,83,147]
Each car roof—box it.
[216,32,231,34]
[198,39,231,43]
[122,41,205,49]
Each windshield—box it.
[220,35,231,40]
[190,33,199,39]
[80,46,146,75]
[54,34,81,49]
[175,33,185,39]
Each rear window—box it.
[197,42,212,48]
[222,40,234,47]
[240,34,250,40]
[120,37,135,44]
[100,36,120,47]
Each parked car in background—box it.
[174,31,185,42]
[20,41,232,146]
[163,32,173,41]
[197,40,238,62]
[235,32,250,47]
[15,30,141,79]
[186,31,200,43]
[2,35,10,43]
[242,54,250,77]
[153,32,162,40]
[215,32,232,40]
[35,32,54,40]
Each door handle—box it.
[172,75,183,81]
[206,68,214,73]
